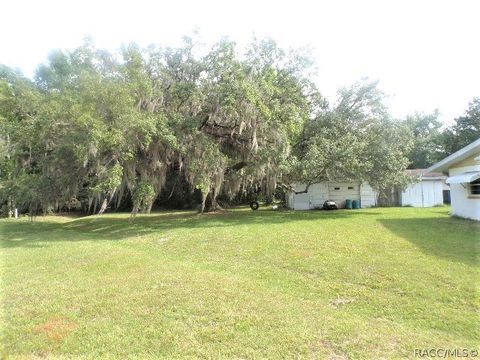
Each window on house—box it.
[470,179,480,195]
[334,187,340,190]
[348,186,354,190]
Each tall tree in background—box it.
[405,111,444,168]
[0,66,46,216]
[0,37,315,215]
[443,98,480,155]
[286,80,413,200]
[0,39,416,216]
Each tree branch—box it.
[198,114,210,130]
[294,182,312,194]
[226,161,248,173]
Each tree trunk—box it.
[207,196,220,212]
[98,191,117,215]
[97,198,109,215]
[7,197,13,218]
[377,186,397,207]
[130,203,140,219]
[202,193,223,213]
[145,201,154,214]
[199,191,208,214]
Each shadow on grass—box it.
[0,209,381,248]
[379,216,480,267]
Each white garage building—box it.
[286,181,377,210]
[398,170,446,207]
[286,171,447,210]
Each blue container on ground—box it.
[345,199,353,209]
[352,199,360,209]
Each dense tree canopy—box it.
[442,97,480,155]
[403,99,480,169]
[0,37,476,216]
[405,111,444,169]
[288,80,413,198]
[0,38,317,215]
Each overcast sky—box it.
[1,0,479,124]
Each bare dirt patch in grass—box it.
[34,317,78,341]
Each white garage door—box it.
[309,183,329,209]
[402,180,444,207]
[401,183,423,207]
[422,180,444,207]
[328,182,361,208]
[293,193,310,210]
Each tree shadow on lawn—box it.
[379,216,480,267]
[0,209,382,248]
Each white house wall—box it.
[449,164,480,220]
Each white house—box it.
[286,181,377,210]
[426,138,480,221]
[398,169,446,207]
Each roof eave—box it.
[426,138,480,173]
[421,176,447,181]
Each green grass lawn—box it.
[1,207,479,359]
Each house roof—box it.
[405,169,446,180]
[426,138,480,173]
[446,171,480,184]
